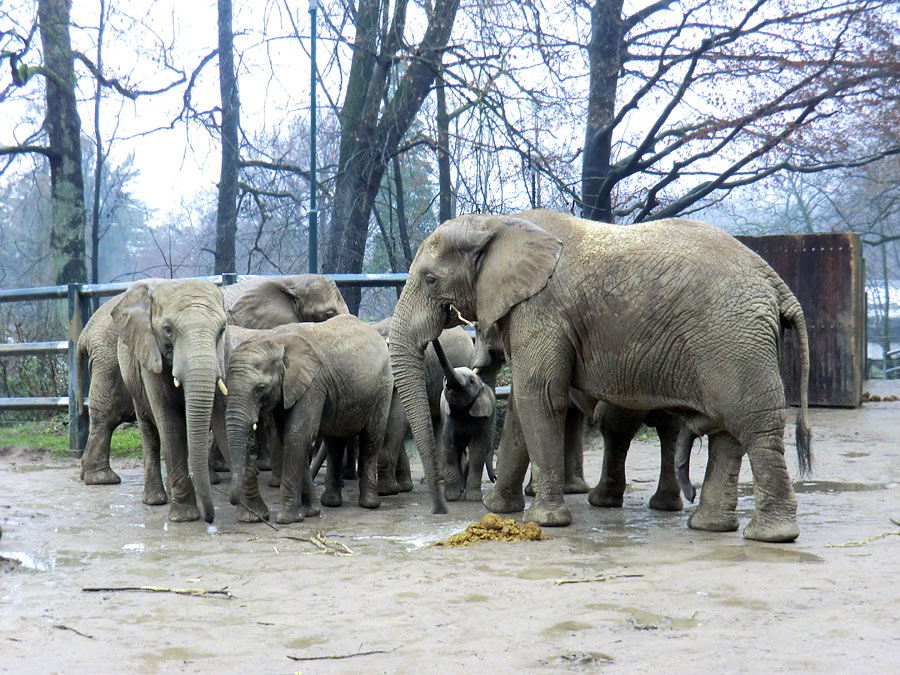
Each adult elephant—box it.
[114,279,229,523]
[371,317,474,496]
[389,209,811,542]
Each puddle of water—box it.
[449,593,489,604]
[287,634,329,649]
[540,651,614,668]
[541,620,593,637]
[792,480,886,494]
[515,566,572,580]
[123,542,145,555]
[718,597,771,611]
[839,452,869,458]
[13,464,67,472]
[585,602,699,629]
[694,545,824,564]
[0,551,57,571]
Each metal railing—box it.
[0,273,515,456]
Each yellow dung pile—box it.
[435,513,545,547]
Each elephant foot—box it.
[142,485,168,506]
[168,500,202,522]
[743,514,799,543]
[236,498,270,523]
[255,457,272,472]
[82,466,121,485]
[359,490,381,510]
[397,475,414,493]
[463,488,484,502]
[649,491,684,512]
[321,489,343,508]
[524,475,534,497]
[687,506,740,532]
[483,486,525,513]
[209,470,223,485]
[525,500,572,527]
[303,502,321,518]
[444,485,463,502]
[275,506,304,524]
[588,485,624,508]
[564,477,591,494]
[268,474,281,488]
[377,474,400,496]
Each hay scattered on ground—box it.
[434,513,545,547]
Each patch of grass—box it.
[0,416,143,459]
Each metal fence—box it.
[0,273,409,455]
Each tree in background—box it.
[214,0,239,275]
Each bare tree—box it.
[215,0,239,275]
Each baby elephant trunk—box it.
[432,338,466,391]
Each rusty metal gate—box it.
[737,233,865,408]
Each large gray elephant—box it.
[113,279,229,523]
[226,315,393,524]
[371,317,474,496]
[389,209,811,542]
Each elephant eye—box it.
[162,323,174,337]
[255,384,266,396]
[425,274,438,288]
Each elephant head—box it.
[433,338,494,419]
[225,330,321,506]
[227,274,349,328]
[111,279,229,523]
[388,214,562,513]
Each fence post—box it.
[67,283,89,456]
[221,272,237,286]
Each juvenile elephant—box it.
[389,209,811,542]
[222,274,349,328]
[432,339,496,502]
[114,279,230,523]
[226,315,393,524]
[372,317,474,496]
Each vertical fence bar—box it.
[67,283,89,456]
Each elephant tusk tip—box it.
[252,423,257,431]
[217,379,228,396]
[173,377,180,388]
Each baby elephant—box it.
[432,339,496,502]
[225,315,393,524]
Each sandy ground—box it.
[1,381,899,674]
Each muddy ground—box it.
[1,382,899,674]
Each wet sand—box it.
[1,382,899,673]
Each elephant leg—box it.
[441,423,465,502]
[378,397,406,496]
[563,407,590,494]
[210,398,229,475]
[135,410,167,506]
[254,419,273,471]
[276,423,317,524]
[342,436,359,481]
[463,422,491,502]
[516,375,571,528]
[235,462,270,523]
[395,444,413,492]
[743,432,799,542]
[483,395,528,513]
[159,407,201,523]
[688,431,742,533]
[648,415,684,512]
[81,389,131,485]
[321,437,347,507]
[588,416,642,508]
[357,428,382,510]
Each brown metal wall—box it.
[736,233,864,408]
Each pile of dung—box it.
[862,391,900,402]
[435,513,545,547]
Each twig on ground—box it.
[82,586,233,598]
[241,501,279,531]
[53,624,94,639]
[279,531,354,556]
[825,531,900,548]
[555,573,644,585]
[287,647,396,662]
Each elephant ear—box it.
[280,332,322,409]
[469,382,496,419]
[110,282,163,374]
[228,279,296,328]
[473,216,563,326]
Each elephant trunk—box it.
[432,338,465,391]
[226,396,255,506]
[389,298,448,515]
[182,368,217,524]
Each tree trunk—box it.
[323,0,461,314]
[580,0,625,223]
[392,155,413,269]
[38,0,88,285]
[436,66,453,224]
[215,0,239,275]
[90,0,107,306]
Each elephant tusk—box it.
[173,377,181,388]
[449,305,477,328]
[473,367,480,375]
[252,423,257,431]
[217,378,228,396]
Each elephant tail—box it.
[75,338,87,418]
[779,292,812,477]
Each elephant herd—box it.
[76,208,812,544]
